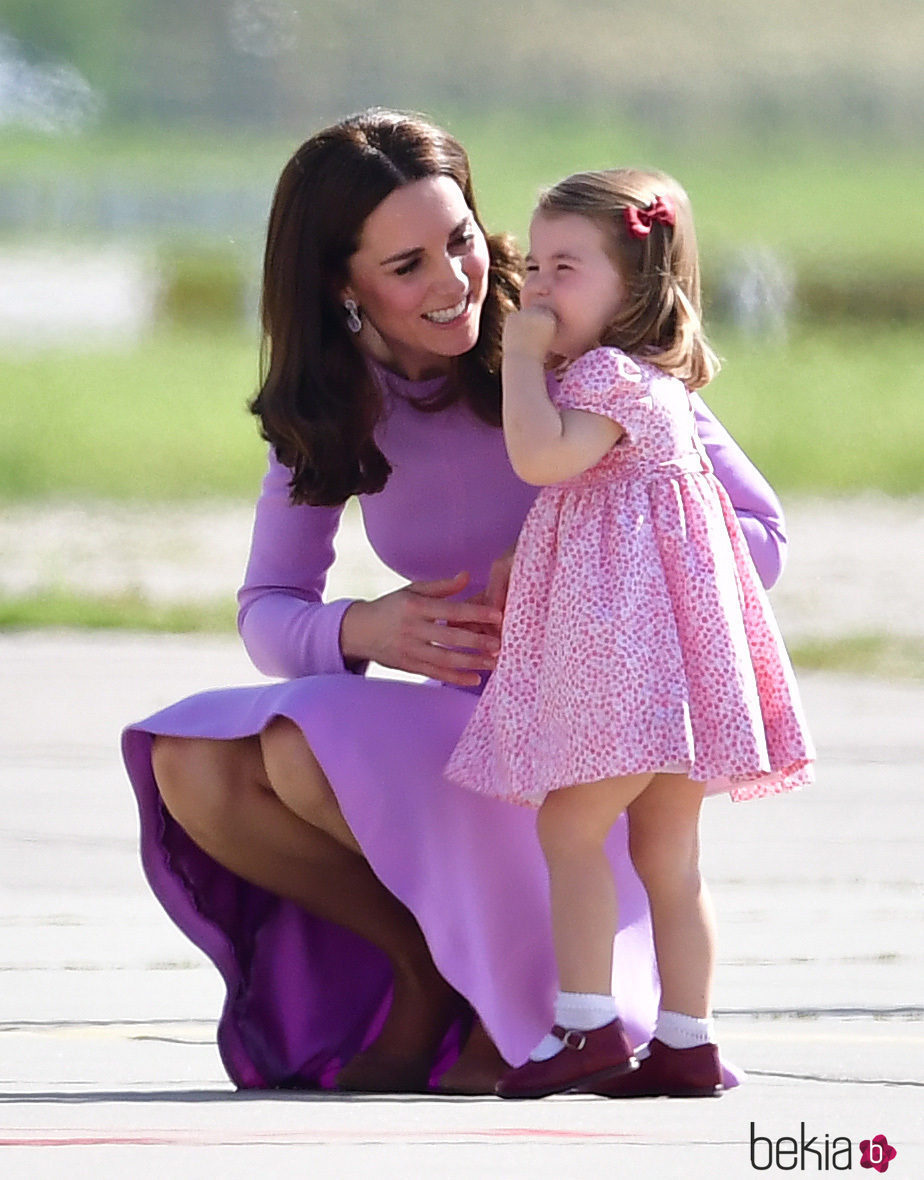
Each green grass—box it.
[447,112,924,273]
[2,589,920,682]
[2,322,920,500]
[705,324,924,496]
[0,588,235,632]
[1,120,921,497]
[0,327,266,500]
[789,634,924,682]
[0,126,295,190]
[2,115,922,275]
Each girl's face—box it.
[521,211,627,361]
[343,176,490,380]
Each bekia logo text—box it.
[750,1123,897,1172]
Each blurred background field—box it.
[1,319,921,502]
[0,0,921,675]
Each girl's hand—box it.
[340,571,502,687]
[480,546,515,616]
[464,546,514,635]
[502,306,558,362]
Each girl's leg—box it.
[588,773,723,1098]
[495,773,652,1099]
[537,772,654,994]
[152,730,461,1089]
[626,772,714,1018]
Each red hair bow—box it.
[623,195,676,239]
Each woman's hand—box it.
[340,571,502,687]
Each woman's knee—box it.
[151,734,257,833]
[259,716,337,820]
[259,716,309,771]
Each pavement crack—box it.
[746,1069,923,1087]
[715,1006,924,1020]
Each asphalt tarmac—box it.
[1,632,921,1178]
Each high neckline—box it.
[368,359,449,401]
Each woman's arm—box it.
[692,393,788,589]
[237,452,357,679]
[237,450,503,684]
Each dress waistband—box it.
[649,448,713,480]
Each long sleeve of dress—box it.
[692,394,787,589]
[237,452,359,679]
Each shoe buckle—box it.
[559,1028,587,1051]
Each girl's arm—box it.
[692,394,788,589]
[502,309,623,486]
[501,311,787,587]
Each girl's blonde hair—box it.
[536,168,719,390]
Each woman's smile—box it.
[423,293,471,325]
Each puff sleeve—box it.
[555,348,654,444]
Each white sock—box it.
[654,1009,715,1050]
[528,992,618,1062]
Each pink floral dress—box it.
[446,347,814,806]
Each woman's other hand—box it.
[340,571,502,687]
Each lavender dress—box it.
[122,363,787,1090]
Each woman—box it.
[122,109,786,1095]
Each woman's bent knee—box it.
[150,735,195,810]
[260,716,311,769]
[151,734,261,832]
[260,717,336,814]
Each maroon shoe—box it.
[496,1018,638,1099]
[583,1038,723,1098]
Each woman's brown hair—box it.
[250,108,522,506]
[536,168,719,390]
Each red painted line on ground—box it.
[2,1137,175,1147]
[0,1127,640,1147]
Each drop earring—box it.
[344,298,362,334]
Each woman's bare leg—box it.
[436,1015,509,1094]
[152,731,462,1088]
[258,717,363,854]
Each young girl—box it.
[445,168,814,1100]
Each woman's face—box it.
[343,175,490,380]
